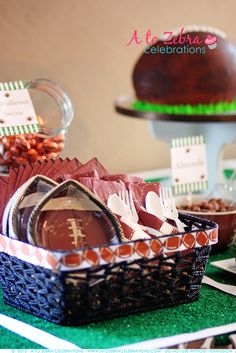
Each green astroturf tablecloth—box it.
[0,245,235,349]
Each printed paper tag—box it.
[171,135,208,194]
[0,81,40,136]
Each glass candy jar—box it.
[0,79,74,172]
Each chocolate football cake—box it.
[132,26,236,115]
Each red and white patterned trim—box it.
[0,235,60,269]
[0,226,218,272]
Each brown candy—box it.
[43,140,59,152]
[178,198,236,213]
[15,137,31,150]
[0,130,65,170]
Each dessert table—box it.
[0,244,235,349]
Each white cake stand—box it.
[115,95,236,191]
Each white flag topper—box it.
[171,135,208,194]
[0,81,40,136]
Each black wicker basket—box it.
[0,213,218,325]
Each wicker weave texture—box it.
[0,245,211,325]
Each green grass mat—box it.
[0,244,235,349]
[145,176,170,183]
[133,100,236,116]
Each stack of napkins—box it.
[0,157,183,251]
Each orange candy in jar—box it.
[0,79,74,171]
[0,133,65,170]
[0,79,74,173]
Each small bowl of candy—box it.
[175,195,236,253]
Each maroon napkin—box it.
[20,161,43,187]
[102,174,143,183]
[50,158,83,182]
[29,160,43,177]
[138,209,178,235]
[48,158,71,179]
[127,182,161,210]
[64,157,83,173]
[78,178,127,204]
[38,158,56,177]
[14,164,26,192]
[18,163,34,188]
[36,159,50,175]
[138,209,163,230]
[5,168,18,202]
[115,214,135,241]
[63,158,109,181]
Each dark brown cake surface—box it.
[133,30,236,105]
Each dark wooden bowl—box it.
[175,195,236,254]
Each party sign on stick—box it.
[0,81,40,136]
[171,135,208,194]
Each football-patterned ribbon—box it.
[0,222,218,271]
